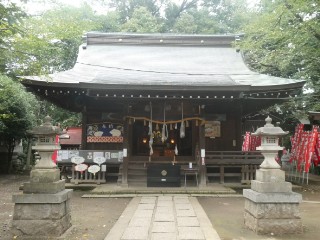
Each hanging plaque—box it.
[94,156,106,166]
[71,156,85,165]
[75,163,88,172]
[88,165,100,175]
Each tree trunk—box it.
[6,137,16,173]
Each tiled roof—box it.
[23,32,305,91]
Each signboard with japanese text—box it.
[57,150,123,164]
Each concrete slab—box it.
[157,201,173,207]
[105,195,222,240]
[158,196,173,201]
[129,217,152,227]
[176,209,196,217]
[154,212,175,222]
[155,206,173,213]
[152,221,176,233]
[137,203,155,210]
[178,227,205,240]
[189,197,221,240]
[175,203,193,210]
[132,209,154,218]
[140,197,157,203]
[177,217,200,227]
[151,232,177,240]
[174,198,190,204]
[121,226,149,240]
[104,197,141,240]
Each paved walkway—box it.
[104,196,221,240]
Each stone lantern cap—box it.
[252,116,288,137]
[27,116,63,136]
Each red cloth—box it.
[51,135,59,164]
[304,127,318,172]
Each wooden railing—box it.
[205,151,264,184]
[71,165,106,185]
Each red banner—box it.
[242,132,261,152]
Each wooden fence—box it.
[205,151,263,184]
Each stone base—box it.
[12,189,72,238]
[256,168,285,182]
[251,180,292,193]
[244,198,301,219]
[244,211,302,235]
[243,189,302,235]
[11,213,71,237]
[23,179,65,194]
[30,168,60,183]
[23,168,65,194]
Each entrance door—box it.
[132,121,192,157]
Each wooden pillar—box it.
[199,120,207,188]
[25,136,32,171]
[235,101,243,151]
[121,106,131,187]
[80,106,87,150]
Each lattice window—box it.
[39,137,50,143]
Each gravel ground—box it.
[0,174,130,240]
[1,174,320,240]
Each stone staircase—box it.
[117,161,148,186]
[128,162,148,187]
[117,156,196,186]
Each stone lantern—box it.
[11,116,73,238]
[29,115,62,169]
[253,116,288,169]
[243,116,302,235]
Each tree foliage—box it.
[7,3,103,76]
[0,1,27,73]
[240,0,320,120]
[121,6,162,32]
[0,74,39,172]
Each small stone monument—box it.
[243,116,302,235]
[11,116,73,237]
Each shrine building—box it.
[21,32,305,187]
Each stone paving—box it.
[105,196,221,240]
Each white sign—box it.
[71,156,85,165]
[88,165,100,175]
[94,156,106,166]
[118,151,123,162]
[75,163,88,172]
[201,149,205,158]
[93,151,104,159]
[123,148,127,157]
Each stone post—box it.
[243,116,302,235]
[11,116,73,238]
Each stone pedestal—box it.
[243,169,302,235]
[12,169,73,238]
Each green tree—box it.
[38,101,81,129]
[7,3,103,76]
[202,0,250,33]
[191,9,219,34]
[172,13,197,33]
[164,0,197,31]
[108,0,165,23]
[240,0,320,123]
[121,6,162,32]
[99,11,122,32]
[0,74,39,173]
[0,0,27,74]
